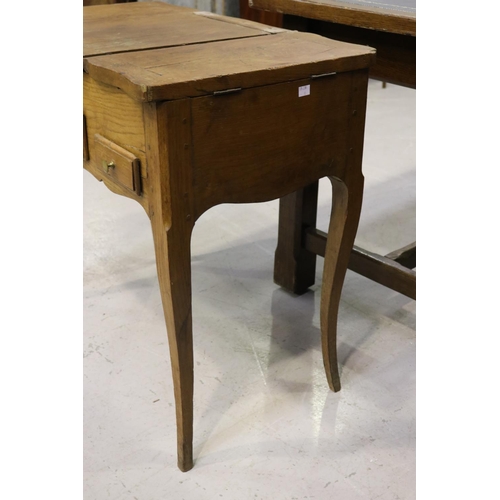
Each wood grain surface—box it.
[84,2,270,58]
[305,230,416,299]
[190,73,353,218]
[83,1,376,470]
[93,133,139,193]
[84,30,375,101]
[240,0,284,27]
[250,0,416,35]
[83,74,146,162]
[144,100,196,471]
[274,182,319,294]
[83,73,149,211]
[311,18,415,87]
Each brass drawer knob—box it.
[102,160,115,173]
[94,134,141,195]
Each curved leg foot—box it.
[320,174,363,392]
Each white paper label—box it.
[298,85,310,97]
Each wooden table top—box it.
[250,0,416,36]
[84,2,274,57]
[84,2,375,102]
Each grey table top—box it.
[339,0,415,14]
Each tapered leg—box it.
[274,181,319,295]
[320,174,364,392]
[144,99,195,471]
[151,219,194,471]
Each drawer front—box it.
[93,134,142,196]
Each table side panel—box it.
[190,73,358,218]
[83,73,149,210]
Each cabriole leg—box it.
[320,174,363,391]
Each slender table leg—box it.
[320,174,363,391]
[145,99,195,472]
[274,70,369,391]
[274,181,319,295]
[321,69,369,391]
[151,219,194,472]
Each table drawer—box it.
[93,134,142,196]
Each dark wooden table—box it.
[84,1,375,471]
[250,0,416,299]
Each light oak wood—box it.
[83,73,149,211]
[93,133,139,193]
[144,100,195,472]
[83,73,146,171]
[83,2,269,58]
[192,10,285,33]
[83,2,374,471]
[83,116,89,161]
[84,31,375,102]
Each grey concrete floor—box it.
[83,79,416,500]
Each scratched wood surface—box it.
[84,2,274,57]
[84,30,375,101]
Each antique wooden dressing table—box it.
[83,1,374,471]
